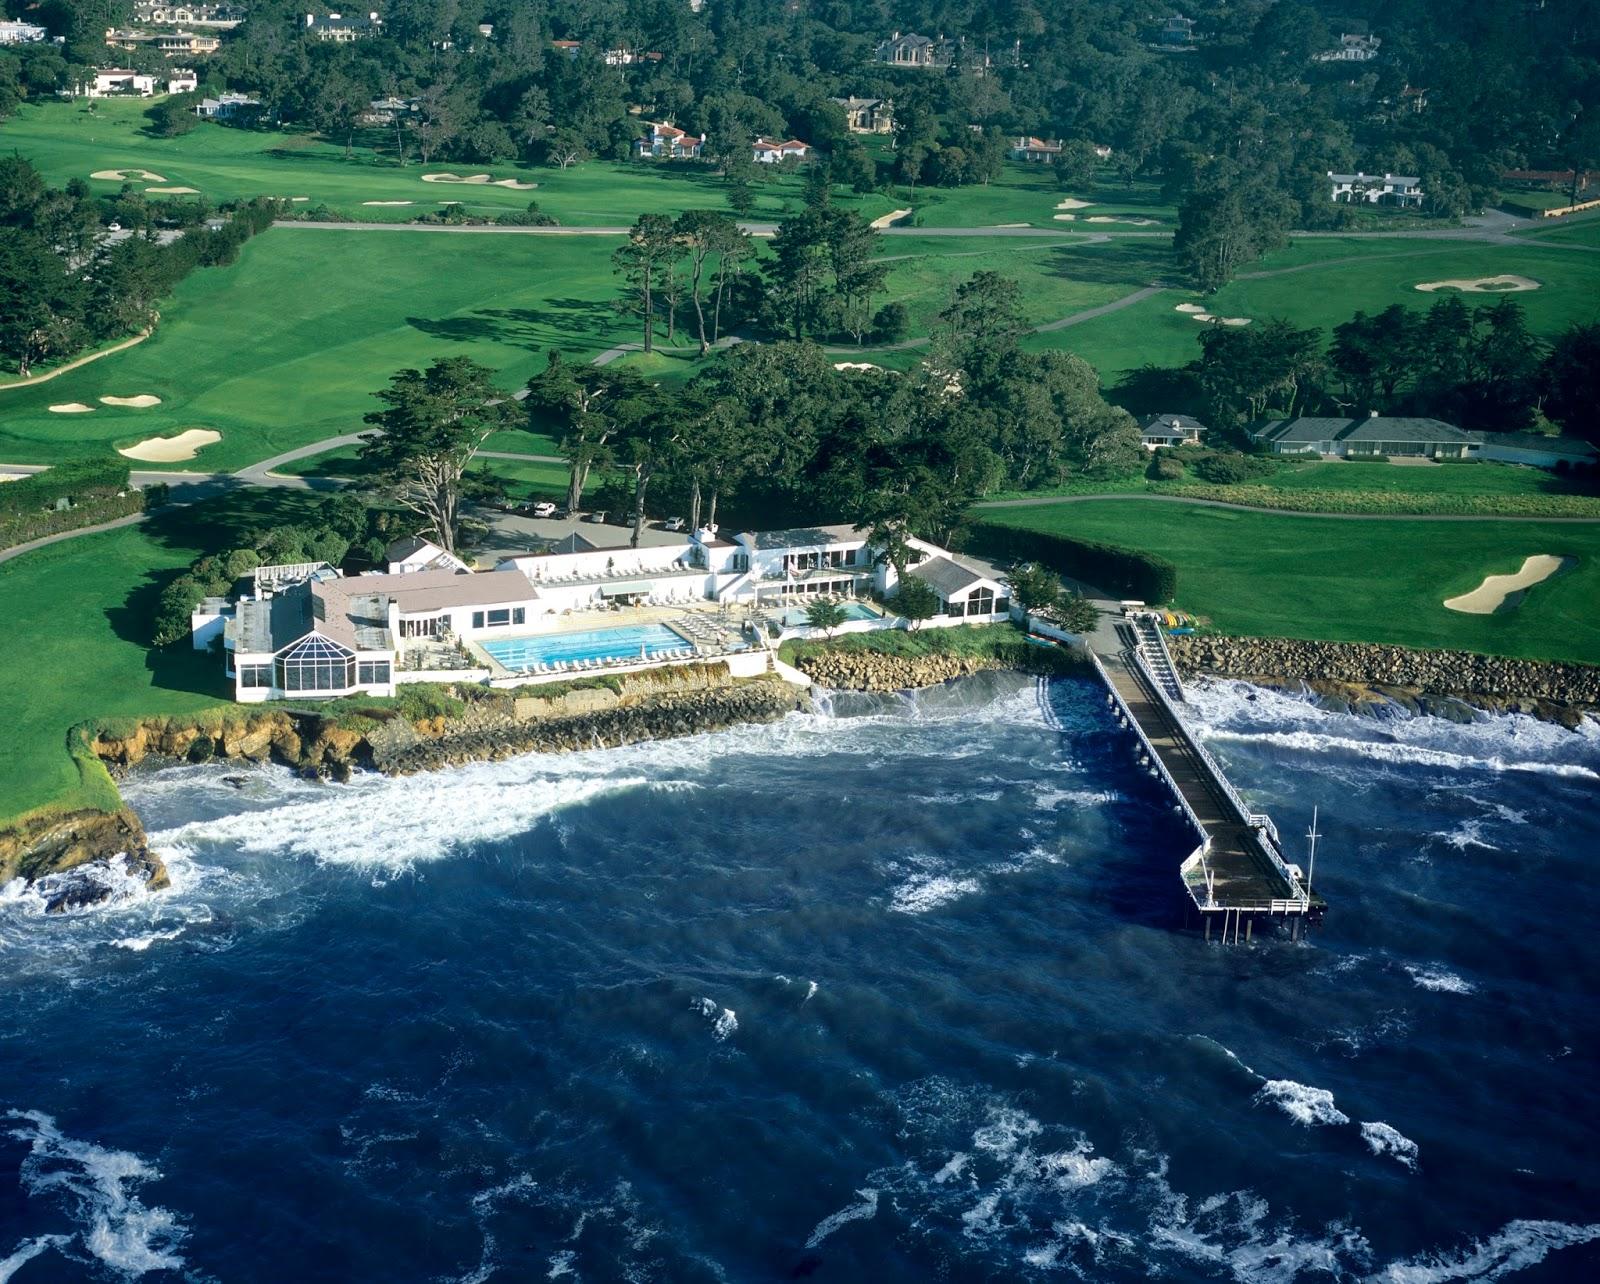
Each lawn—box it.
[0,227,634,471]
[981,499,1600,663]
[1516,215,1600,248]
[0,98,898,225]
[0,491,323,822]
[277,445,570,499]
[1254,460,1599,501]
[907,165,1176,231]
[1030,235,1600,383]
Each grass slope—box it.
[982,500,1600,662]
[0,99,896,224]
[0,227,634,471]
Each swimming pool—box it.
[773,602,881,627]
[480,623,690,671]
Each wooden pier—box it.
[1087,612,1325,940]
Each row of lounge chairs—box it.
[516,646,699,677]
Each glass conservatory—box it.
[274,633,356,694]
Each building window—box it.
[513,607,525,625]
[472,611,484,629]
[275,634,355,693]
[357,661,391,685]
[239,663,272,689]
[969,588,996,615]
[944,598,966,617]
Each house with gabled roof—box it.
[832,96,893,133]
[1010,136,1061,163]
[636,121,705,159]
[752,137,810,164]
[1251,415,1476,459]
[1139,414,1206,450]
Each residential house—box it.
[195,91,262,119]
[752,137,810,164]
[1316,33,1382,62]
[304,12,381,42]
[1010,136,1061,163]
[133,4,245,27]
[550,39,582,58]
[1472,433,1598,471]
[1328,171,1423,207]
[832,96,893,134]
[167,67,199,93]
[1501,168,1597,195]
[635,122,705,159]
[0,19,48,43]
[875,31,951,69]
[155,31,221,55]
[1156,14,1196,46]
[603,47,662,66]
[1251,415,1476,459]
[1138,414,1206,450]
[84,69,158,97]
[362,94,418,125]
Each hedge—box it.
[0,457,132,516]
[961,520,1178,603]
[0,491,144,552]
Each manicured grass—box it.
[1255,460,1598,500]
[482,429,562,456]
[0,227,633,471]
[1517,215,1600,248]
[908,166,1176,230]
[981,499,1600,662]
[278,445,569,499]
[0,98,897,225]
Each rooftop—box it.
[1253,416,1471,446]
[915,556,992,598]
[740,524,864,550]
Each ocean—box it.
[1,673,1597,1282]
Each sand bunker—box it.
[1175,303,1250,325]
[833,361,883,372]
[99,394,161,408]
[363,201,414,207]
[1415,275,1540,294]
[145,186,200,195]
[1443,555,1574,614]
[1086,215,1157,225]
[421,173,539,189]
[1055,198,1093,210]
[91,169,166,182]
[117,428,221,463]
[870,208,912,229]
[49,402,94,413]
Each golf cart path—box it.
[974,492,1600,523]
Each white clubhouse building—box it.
[198,526,1011,703]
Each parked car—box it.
[528,501,558,518]
[106,222,122,232]
[662,516,686,532]
[584,510,608,524]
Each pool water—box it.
[774,602,881,627]
[480,623,689,670]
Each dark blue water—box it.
[2,674,1597,1282]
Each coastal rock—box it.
[795,651,1005,692]
[1169,635,1600,723]
[0,806,168,897]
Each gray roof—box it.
[384,534,434,561]
[339,567,536,613]
[914,556,993,598]
[1139,413,1206,436]
[1253,416,1470,446]
[740,524,864,550]
[1477,432,1597,459]
[549,532,600,554]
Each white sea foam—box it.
[545,1248,576,1278]
[1432,820,1500,852]
[3,1110,187,1277]
[804,1188,879,1248]
[1370,1219,1600,1282]
[1405,965,1477,995]
[1199,726,1599,781]
[692,997,738,1040]
[0,1235,71,1283]
[933,1152,970,1184]
[1360,1122,1419,1171]
[1253,1079,1351,1127]
[889,873,982,914]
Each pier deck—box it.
[1081,610,1324,935]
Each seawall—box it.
[791,639,1087,692]
[1169,635,1600,726]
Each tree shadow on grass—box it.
[1041,240,1175,288]
[407,298,619,351]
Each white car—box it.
[529,501,558,518]
[106,222,122,232]
[662,516,686,532]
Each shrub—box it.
[1057,592,1100,633]
[0,457,131,516]
[872,302,909,342]
[1148,454,1185,481]
[0,491,144,553]
[1007,562,1061,614]
[495,201,558,227]
[963,521,1178,603]
[1193,453,1268,484]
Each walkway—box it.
[975,492,1600,523]
[0,511,147,566]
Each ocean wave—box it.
[1431,819,1500,852]
[1368,1219,1600,1282]
[1360,1122,1419,1171]
[889,872,983,914]
[1198,726,1600,782]
[1253,1079,1351,1127]
[693,997,738,1041]
[1405,965,1477,995]
[2,1109,188,1278]
[804,1188,879,1249]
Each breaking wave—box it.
[1253,1079,1352,1127]
[1361,1122,1420,1171]
[1370,1219,1600,1282]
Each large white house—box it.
[752,137,810,164]
[199,527,1011,702]
[1316,33,1381,62]
[0,19,48,43]
[81,69,158,97]
[1328,171,1423,207]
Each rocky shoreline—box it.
[1168,635,1600,727]
[791,642,1086,692]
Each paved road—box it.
[974,492,1600,523]
[0,511,149,566]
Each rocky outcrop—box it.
[0,807,167,908]
[374,680,807,774]
[794,642,1086,692]
[1170,635,1600,726]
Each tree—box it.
[357,357,516,555]
[804,598,848,637]
[1058,593,1099,634]
[527,355,657,514]
[145,93,199,138]
[613,213,678,352]
[1052,140,1098,194]
[1544,323,1600,445]
[0,229,83,375]
[615,393,679,547]
[1007,563,1061,615]
[1173,183,1291,292]
[888,575,940,628]
[410,84,460,165]
[674,209,745,355]
[544,126,589,170]
[937,270,1026,383]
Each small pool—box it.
[773,602,880,628]
[480,623,691,671]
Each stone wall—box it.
[1169,635,1600,718]
[794,643,1085,692]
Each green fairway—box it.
[982,500,1600,662]
[907,165,1176,230]
[0,227,634,471]
[277,445,569,499]
[1253,460,1599,502]
[1517,216,1600,248]
[0,99,897,225]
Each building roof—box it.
[338,567,536,613]
[1328,172,1421,185]
[914,556,994,598]
[832,96,884,109]
[1139,413,1206,436]
[1476,432,1598,459]
[1253,416,1471,446]
[740,524,864,550]
[1013,136,1060,151]
[753,137,809,151]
